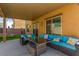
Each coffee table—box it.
[27,38,49,56]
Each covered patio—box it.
[0,3,79,56]
[0,3,67,56]
[0,3,66,42]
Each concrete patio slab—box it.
[0,40,66,56]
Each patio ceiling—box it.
[0,3,66,20]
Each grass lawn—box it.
[0,34,20,42]
[0,36,3,42]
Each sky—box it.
[0,17,13,28]
[6,18,13,28]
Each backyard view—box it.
[0,17,3,28]
[0,17,20,42]
[0,17,3,42]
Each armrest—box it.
[75,41,79,50]
[75,44,79,55]
[75,44,79,50]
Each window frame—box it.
[45,15,62,35]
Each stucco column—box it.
[3,17,6,42]
[25,20,27,34]
[13,18,15,28]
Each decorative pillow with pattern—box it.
[67,37,78,45]
[44,34,48,39]
[27,35,31,38]
[52,38,60,42]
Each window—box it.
[46,20,51,34]
[51,16,61,34]
[46,15,62,35]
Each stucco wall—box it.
[14,19,26,29]
[14,19,32,34]
[33,4,79,38]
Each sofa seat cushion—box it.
[51,42,76,51]
[40,34,45,39]
[51,41,60,45]
[48,34,61,40]
[60,36,69,42]
[21,34,28,37]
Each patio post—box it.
[3,17,6,42]
[25,20,27,34]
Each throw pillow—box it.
[52,38,60,42]
[44,34,48,39]
[67,37,78,45]
[27,35,31,38]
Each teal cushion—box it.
[60,36,69,43]
[51,41,76,51]
[21,34,36,40]
[51,41,60,45]
[48,34,61,40]
[40,34,45,39]
[27,34,31,37]
[31,34,35,39]
[21,34,28,37]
